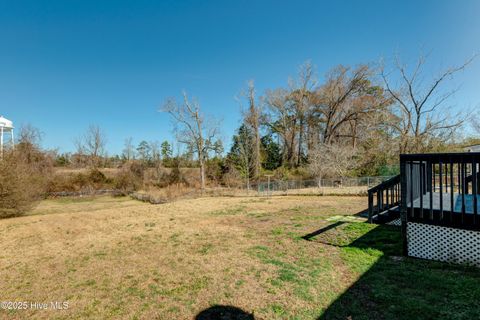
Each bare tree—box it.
[17,124,43,147]
[122,137,135,161]
[472,115,480,135]
[264,88,297,167]
[12,124,50,166]
[312,65,388,146]
[308,143,356,180]
[264,62,386,167]
[381,53,476,153]
[161,92,220,190]
[150,141,161,165]
[287,61,317,166]
[264,62,317,168]
[76,125,107,168]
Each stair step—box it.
[371,206,400,224]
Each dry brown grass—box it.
[131,184,199,204]
[53,167,120,178]
[0,195,367,319]
[205,186,368,197]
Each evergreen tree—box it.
[261,134,282,170]
[227,124,255,186]
[161,141,173,160]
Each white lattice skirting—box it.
[407,222,480,267]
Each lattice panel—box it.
[407,222,480,266]
[386,218,401,226]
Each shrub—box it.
[206,158,226,185]
[168,165,186,185]
[46,173,78,192]
[72,172,89,189]
[143,165,169,187]
[114,171,139,194]
[0,149,52,218]
[128,161,145,179]
[222,166,243,188]
[150,159,187,187]
[46,168,116,193]
[88,168,108,183]
[114,162,144,194]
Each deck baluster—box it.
[450,159,454,223]
[429,162,434,220]
[473,157,478,225]
[410,161,414,218]
[461,161,466,224]
[445,163,448,193]
[419,162,424,219]
[439,161,443,220]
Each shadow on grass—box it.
[353,208,369,218]
[303,222,480,320]
[195,305,254,320]
[302,221,346,241]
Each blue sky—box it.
[1,0,479,154]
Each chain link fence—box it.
[245,176,394,196]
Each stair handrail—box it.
[368,174,401,223]
[368,175,400,193]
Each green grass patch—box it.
[247,244,333,304]
[271,227,284,236]
[198,243,214,255]
[319,222,480,320]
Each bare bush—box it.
[222,166,243,188]
[0,148,53,218]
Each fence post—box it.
[268,176,271,197]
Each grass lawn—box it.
[0,195,479,319]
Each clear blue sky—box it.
[1,0,479,154]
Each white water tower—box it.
[0,115,14,157]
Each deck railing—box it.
[400,153,480,230]
[368,175,401,223]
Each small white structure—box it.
[0,115,14,157]
[465,144,480,153]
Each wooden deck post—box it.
[368,191,373,223]
[400,156,408,256]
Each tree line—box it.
[41,54,479,191]
[161,54,477,189]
